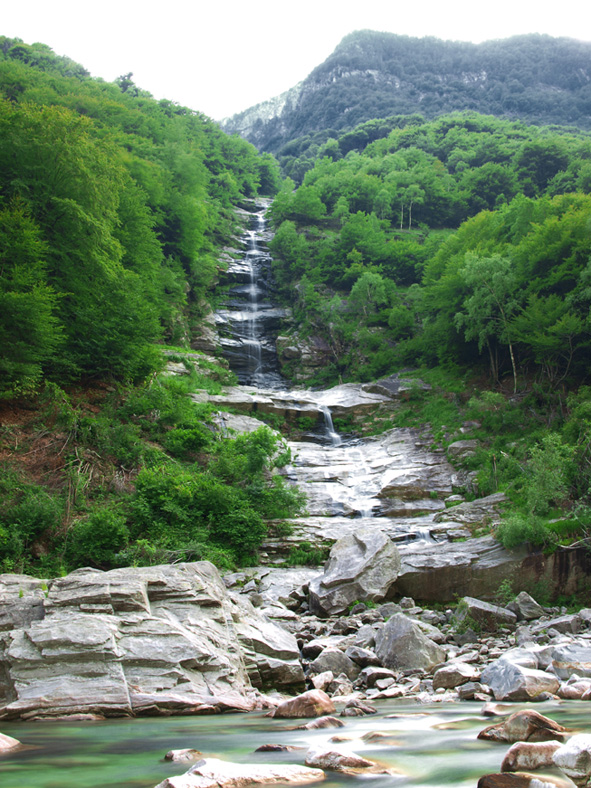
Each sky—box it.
[3,0,591,120]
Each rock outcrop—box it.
[0,562,304,720]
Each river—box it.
[2,699,588,787]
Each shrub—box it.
[495,513,550,550]
[66,508,130,568]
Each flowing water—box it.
[1,700,587,788]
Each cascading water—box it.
[216,208,287,389]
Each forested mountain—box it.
[221,31,591,153]
[0,36,280,396]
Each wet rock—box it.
[304,745,375,771]
[478,710,569,743]
[481,660,560,702]
[255,745,304,752]
[432,662,480,689]
[374,613,446,672]
[552,734,591,786]
[478,774,573,787]
[455,597,517,631]
[501,741,562,773]
[272,690,335,718]
[0,732,21,751]
[155,758,326,788]
[299,716,344,730]
[340,699,377,716]
[165,749,203,763]
[308,528,401,617]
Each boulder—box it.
[0,732,21,751]
[478,774,573,788]
[299,716,344,730]
[309,649,360,682]
[455,597,517,631]
[0,563,305,720]
[154,758,326,788]
[553,734,591,786]
[374,613,446,672]
[308,528,401,617]
[165,750,203,763]
[272,690,335,719]
[552,643,591,680]
[512,592,546,621]
[305,746,374,771]
[478,710,569,743]
[480,660,560,702]
[531,615,582,636]
[432,662,480,690]
[447,440,479,461]
[434,493,507,525]
[501,741,562,773]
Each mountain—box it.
[221,31,591,152]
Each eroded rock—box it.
[478,710,569,743]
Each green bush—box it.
[495,513,551,550]
[66,508,130,568]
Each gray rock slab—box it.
[374,613,446,672]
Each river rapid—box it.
[2,699,588,788]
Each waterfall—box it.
[319,404,341,446]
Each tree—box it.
[454,254,521,391]
[349,272,388,317]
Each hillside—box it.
[221,31,591,152]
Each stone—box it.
[308,528,401,617]
[305,746,375,771]
[455,597,517,631]
[374,613,446,672]
[531,615,582,636]
[447,440,480,461]
[434,492,507,525]
[432,662,480,689]
[0,732,21,751]
[478,775,573,788]
[311,672,334,691]
[165,750,203,763]
[501,741,562,773]
[341,699,377,716]
[480,660,560,702]
[154,758,326,788]
[299,716,344,730]
[478,710,569,743]
[255,745,303,752]
[344,645,380,667]
[552,643,591,680]
[0,562,305,720]
[309,648,360,681]
[272,690,335,718]
[358,666,398,687]
[558,679,591,699]
[553,734,591,786]
[513,592,546,621]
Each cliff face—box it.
[220,31,591,152]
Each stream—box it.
[2,700,588,788]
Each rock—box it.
[311,672,334,691]
[478,774,573,788]
[478,710,569,743]
[552,643,591,679]
[0,732,21,751]
[455,597,517,631]
[434,492,507,525]
[499,648,539,669]
[513,592,546,621]
[308,528,401,617]
[0,562,305,720]
[432,662,480,689]
[553,734,591,786]
[480,660,560,702]
[340,699,377,716]
[447,440,480,461]
[344,645,380,667]
[374,613,446,672]
[272,690,335,718]
[299,716,344,729]
[165,750,203,763]
[304,746,374,771]
[255,745,303,752]
[154,758,326,788]
[358,666,399,688]
[558,679,591,699]
[309,649,360,681]
[531,615,582,636]
[501,741,562,773]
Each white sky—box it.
[3,1,591,120]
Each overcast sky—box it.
[3,1,591,120]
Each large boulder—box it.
[374,613,446,672]
[478,710,569,743]
[0,732,20,751]
[512,592,546,621]
[272,690,335,719]
[480,660,560,702]
[0,563,304,720]
[455,597,517,632]
[154,758,326,788]
[552,643,591,680]
[308,528,400,617]
[553,734,591,787]
[432,661,480,690]
[501,741,562,773]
